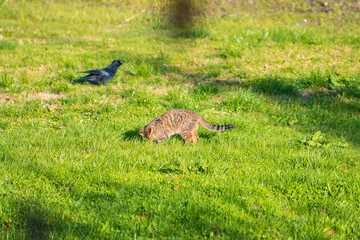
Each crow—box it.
[74,60,125,85]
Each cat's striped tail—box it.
[198,117,235,131]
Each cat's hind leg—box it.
[181,131,198,144]
[192,131,199,143]
[180,121,199,144]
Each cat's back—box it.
[159,109,199,129]
[162,109,198,119]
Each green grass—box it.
[1,0,360,239]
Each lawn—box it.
[1,0,360,239]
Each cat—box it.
[138,109,235,143]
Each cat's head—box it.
[138,126,154,142]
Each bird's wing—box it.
[80,69,110,76]
[103,66,118,74]
[74,75,99,82]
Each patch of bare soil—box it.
[0,92,63,103]
[26,92,62,100]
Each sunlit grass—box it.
[1,0,360,239]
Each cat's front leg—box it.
[156,137,167,143]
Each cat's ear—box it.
[138,129,144,136]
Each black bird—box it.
[74,60,125,85]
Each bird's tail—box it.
[73,75,100,83]
[198,117,235,131]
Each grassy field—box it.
[1,0,360,239]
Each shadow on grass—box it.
[187,74,360,146]
[123,129,142,141]
[15,200,55,240]
[123,131,218,144]
[8,197,128,239]
[8,199,91,239]
[164,133,220,143]
[198,132,218,140]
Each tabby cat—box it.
[138,109,235,143]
